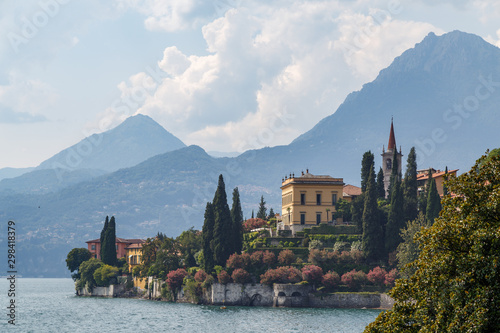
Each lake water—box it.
[1,278,381,332]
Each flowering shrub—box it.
[384,268,399,287]
[367,267,387,287]
[350,250,365,264]
[260,266,302,285]
[341,269,367,291]
[232,268,251,284]
[217,270,231,284]
[301,265,324,285]
[322,271,340,290]
[226,252,251,271]
[278,249,296,266]
[166,268,188,293]
[243,218,267,232]
[250,251,264,267]
[262,250,276,267]
[194,269,208,283]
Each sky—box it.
[1,0,500,169]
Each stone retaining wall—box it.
[77,284,125,297]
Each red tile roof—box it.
[343,184,362,197]
[416,169,458,181]
[86,238,146,244]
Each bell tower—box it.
[381,118,402,197]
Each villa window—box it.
[300,193,306,205]
[316,193,321,205]
[91,245,96,250]
[300,213,305,225]
[316,213,321,225]
[332,193,337,205]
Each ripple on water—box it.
[0,279,381,332]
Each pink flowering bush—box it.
[301,265,324,286]
[231,268,251,284]
[367,266,387,287]
[341,269,368,291]
[243,218,267,232]
[217,270,231,284]
[260,266,302,285]
[278,249,296,266]
[166,268,188,293]
[384,268,399,287]
[226,252,251,271]
[322,271,340,290]
[194,269,208,283]
[262,250,276,267]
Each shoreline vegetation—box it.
[67,149,500,330]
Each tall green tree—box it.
[442,166,449,196]
[396,213,428,278]
[102,216,117,266]
[385,178,404,255]
[376,167,385,199]
[402,147,418,223]
[202,202,215,273]
[66,248,92,280]
[230,187,244,255]
[362,163,384,262]
[361,151,375,193]
[99,216,109,260]
[387,148,400,201]
[268,207,275,220]
[425,170,442,223]
[365,152,500,332]
[351,194,364,233]
[177,227,202,268]
[257,195,267,219]
[212,174,233,266]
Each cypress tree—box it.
[361,151,375,193]
[426,173,442,223]
[376,167,385,199]
[385,178,404,255]
[230,187,244,255]
[257,195,267,219]
[100,216,109,260]
[102,216,117,266]
[403,147,418,222]
[388,148,400,201]
[351,194,364,234]
[212,174,233,266]
[268,207,275,220]
[202,202,215,273]
[362,163,384,262]
[251,210,254,219]
[443,166,449,196]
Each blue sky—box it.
[1,0,500,168]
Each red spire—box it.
[388,118,396,150]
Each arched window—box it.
[386,158,392,170]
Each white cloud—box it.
[0,72,57,123]
[97,1,442,152]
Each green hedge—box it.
[249,247,309,259]
[300,224,359,235]
[308,234,362,243]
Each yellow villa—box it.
[125,241,147,289]
[280,169,344,235]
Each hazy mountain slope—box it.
[0,167,35,181]
[5,30,500,277]
[37,114,186,172]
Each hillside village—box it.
[67,119,456,307]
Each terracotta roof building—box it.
[417,168,458,197]
[86,237,145,260]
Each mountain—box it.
[4,30,500,277]
[37,114,186,172]
[0,167,35,181]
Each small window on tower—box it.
[386,158,392,170]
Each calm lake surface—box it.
[1,278,381,332]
